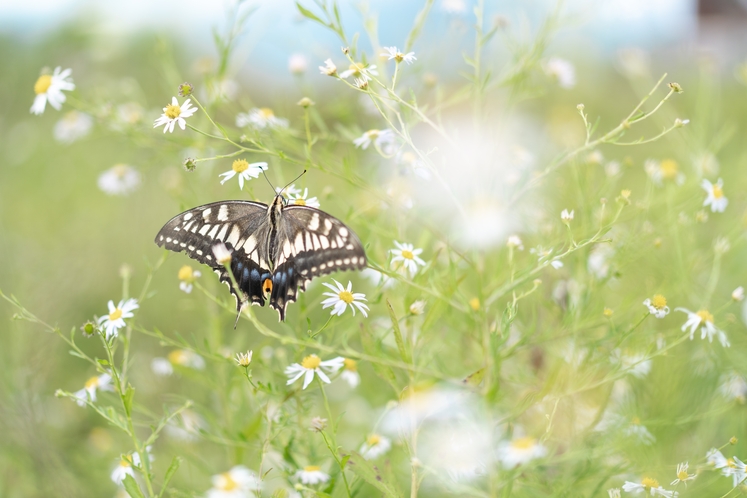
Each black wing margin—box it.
[268,205,367,320]
[154,200,272,311]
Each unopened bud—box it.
[668,82,683,93]
[178,82,194,97]
[183,157,197,172]
[297,97,315,108]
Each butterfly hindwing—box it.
[268,205,367,320]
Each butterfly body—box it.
[155,195,367,321]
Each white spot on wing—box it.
[208,225,220,239]
[312,233,321,250]
[294,232,305,254]
[183,212,193,221]
[320,236,330,249]
[218,204,229,221]
[199,225,210,235]
[196,249,203,255]
[283,240,292,258]
[216,224,230,241]
[183,221,194,232]
[226,225,241,247]
[202,208,212,220]
[338,226,348,237]
[323,218,333,234]
[243,235,257,253]
[308,213,320,231]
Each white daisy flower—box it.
[644,159,685,186]
[733,286,745,302]
[97,164,141,196]
[507,235,524,250]
[235,350,253,367]
[167,349,206,370]
[381,46,417,65]
[707,449,747,488]
[319,58,337,76]
[670,462,696,486]
[441,0,467,14]
[287,187,320,208]
[53,110,93,143]
[622,478,677,497]
[675,307,730,347]
[396,151,431,180]
[218,159,268,190]
[207,466,262,498]
[340,358,361,387]
[294,466,330,485]
[153,96,197,133]
[339,62,378,81]
[560,209,574,223]
[288,53,309,74]
[111,447,153,485]
[321,279,369,317]
[609,489,621,498]
[496,436,547,468]
[166,409,206,442]
[212,242,233,265]
[177,265,201,293]
[390,241,426,276]
[543,57,576,89]
[409,300,426,315]
[702,178,728,212]
[360,434,391,460]
[72,373,113,407]
[275,184,302,197]
[150,357,173,376]
[361,268,396,289]
[97,298,139,340]
[550,259,564,269]
[235,108,288,129]
[30,66,75,115]
[353,128,395,151]
[718,372,747,402]
[643,294,670,318]
[285,354,345,390]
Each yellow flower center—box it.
[712,184,724,199]
[641,477,659,489]
[109,308,123,321]
[293,198,306,206]
[469,297,480,311]
[366,129,380,140]
[34,74,52,94]
[401,250,414,260]
[727,458,737,469]
[402,152,417,164]
[367,434,381,446]
[603,307,614,317]
[84,376,99,389]
[219,472,239,491]
[394,52,404,62]
[344,358,357,371]
[259,107,274,118]
[164,103,181,119]
[338,291,354,304]
[112,164,129,178]
[178,265,194,281]
[696,309,714,324]
[232,159,249,173]
[631,417,641,425]
[119,458,132,468]
[677,468,689,480]
[651,294,667,309]
[659,159,678,179]
[301,355,321,369]
[510,437,535,450]
[348,62,366,75]
[304,465,321,472]
[168,350,188,365]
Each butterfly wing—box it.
[268,205,367,320]
[154,201,273,311]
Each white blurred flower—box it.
[643,295,670,319]
[359,434,391,460]
[353,128,395,151]
[588,243,614,279]
[609,489,621,498]
[207,466,261,498]
[362,268,396,289]
[153,96,197,133]
[151,358,173,376]
[381,46,417,65]
[294,466,330,485]
[97,298,139,340]
[53,110,93,143]
[390,241,426,276]
[670,462,696,486]
[72,373,113,407]
[30,66,75,114]
[276,184,302,197]
[219,160,268,190]
[235,350,253,367]
[321,279,369,317]
[496,436,547,468]
[701,178,728,212]
[707,449,747,488]
[177,265,201,293]
[396,151,431,180]
[212,242,233,265]
[381,388,470,435]
[98,164,141,196]
[166,409,206,441]
[340,358,360,387]
[287,187,320,208]
[644,159,685,186]
[507,235,524,250]
[560,209,574,223]
[285,354,344,390]
[319,58,337,76]
[339,62,378,81]
[236,108,288,129]
[675,307,729,347]
[441,0,466,14]
[409,300,426,315]
[543,57,576,89]
[111,447,153,485]
[622,478,677,497]
[288,53,309,74]
[623,417,656,445]
[719,372,747,403]
[167,349,206,370]
[732,286,744,302]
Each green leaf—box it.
[296,3,327,26]
[97,359,109,366]
[123,384,135,417]
[122,474,145,498]
[158,456,182,497]
[463,368,485,387]
[347,452,402,497]
[386,300,410,363]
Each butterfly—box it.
[155,192,367,322]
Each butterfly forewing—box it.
[155,197,367,322]
[268,205,367,320]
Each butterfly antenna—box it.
[280,170,307,193]
[261,169,276,194]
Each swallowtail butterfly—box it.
[155,194,367,322]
